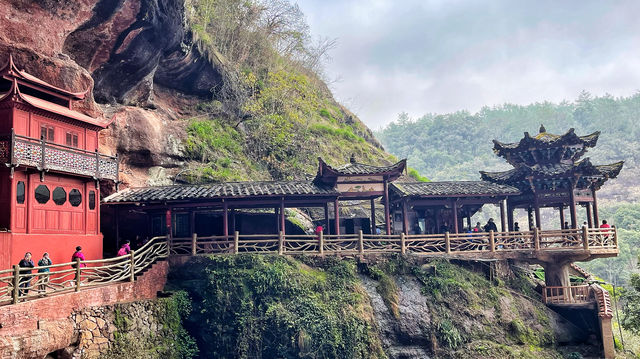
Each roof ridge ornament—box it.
[539,124,546,133]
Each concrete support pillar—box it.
[542,262,570,287]
[600,316,615,359]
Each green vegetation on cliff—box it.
[180,0,399,181]
[171,255,385,359]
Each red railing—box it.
[0,129,118,181]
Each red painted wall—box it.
[8,233,102,271]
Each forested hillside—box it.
[375,92,637,203]
[375,92,640,285]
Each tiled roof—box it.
[333,161,404,175]
[493,128,600,152]
[391,181,520,197]
[480,159,624,184]
[103,181,339,203]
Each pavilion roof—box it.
[0,55,88,100]
[103,181,339,204]
[493,127,600,165]
[480,159,624,186]
[315,156,406,185]
[390,181,520,198]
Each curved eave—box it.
[595,161,624,179]
[492,128,601,159]
[1,55,87,100]
[19,92,109,129]
[391,181,520,199]
[317,157,406,180]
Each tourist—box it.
[71,246,86,268]
[18,252,34,297]
[117,240,131,256]
[315,224,323,239]
[473,222,482,232]
[483,218,498,232]
[412,222,422,235]
[375,227,382,235]
[37,252,52,294]
[600,220,611,229]
[563,221,570,230]
[513,222,520,232]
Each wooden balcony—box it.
[0,131,118,181]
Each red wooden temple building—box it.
[0,56,117,269]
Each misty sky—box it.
[296,0,640,129]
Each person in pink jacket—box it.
[71,246,86,268]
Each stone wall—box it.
[0,261,169,359]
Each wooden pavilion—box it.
[480,126,623,231]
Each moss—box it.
[100,292,198,359]
[172,255,385,359]
[407,167,430,182]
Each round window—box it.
[35,185,50,204]
[52,187,66,205]
[69,189,82,207]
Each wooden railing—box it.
[0,236,168,306]
[0,130,118,180]
[542,284,591,305]
[168,227,618,257]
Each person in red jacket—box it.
[599,220,611,229]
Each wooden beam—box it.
[370,198,376,234]
[223,202,229,237]
[500,200,507,232]
[402,200,409,234]
[334,199,340,235]
[324,202,330,235]
[451,199,459,234]
[383,180,391,235]
[592,187,600,227]
[569,190,578,229]
[280,198,286,236]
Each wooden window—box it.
[173,213,190,237]
[89,190,96,210]
[16,181,25,204]
[151,215,166,236]
[69,189,82,207]
[66,131,78,147]
[52,187,67,205]
[35,185,50,204]
[40,125,54,141]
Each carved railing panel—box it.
[8,134,118,181]
[237,235,279,253]
[543,284,591,305]
[284,235,319,253]
[362,235,401,252]
[0,139,9,162]
[539,229,582,249]
[405,235,446,254]
[587,228,617,249]
[494,231,534,250]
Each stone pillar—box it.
[600,316,615,359]
[542,262,570,287]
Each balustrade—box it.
[0,131,118,181]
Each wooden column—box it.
[592,187,600,227]
[402,200,409,234]
[559,206,565,229]
[334,199,340,236]
[451,199,459,234]
[466,212,472,231]
[324,202,330,235]
[115,206,121,249]
[166,208,172,238]
[275,207,279,232]
[230,209,236,233]
[507,203,514,231]
[383,180,391,235]
[499,200,507,232]
[586,203,593,228]
[534,200,542,230]
[280,198,286,236]
[190,210,196,236]
[222,202,229,237]
[569,190,578,229]
[370,198,376,234]
[527,207,534,231]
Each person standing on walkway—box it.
[117,241,131,256]
[18,252,35,297]
[37,252,52,294]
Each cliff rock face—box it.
[1,0,231,187]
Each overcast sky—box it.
[295,0,640,129]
